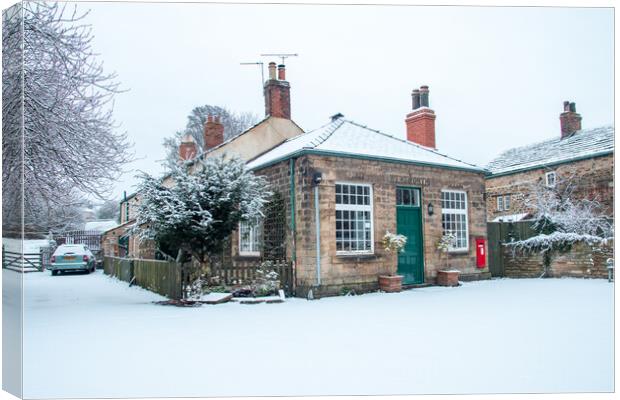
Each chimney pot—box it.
[419,85,430,107]
[277,64,286,80]
[559,100,582,139]
[268,62,277,80]
[179,134,197,161]
[264,63,291,119]
[405,87,436,148]
[207,114,214,123]
[411,89,421,110]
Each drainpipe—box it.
[289,158,297,292]
[312,172,323,287]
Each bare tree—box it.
[162,105,258,169]
[2,2,132,235]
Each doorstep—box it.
[402,283,433,290]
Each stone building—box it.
[485,102,614,222]
[105,64,490,297]
[245,86,489,297]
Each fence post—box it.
[39,250,44,271]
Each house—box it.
[243,85,489,297]
[485,102,614,222]
[107,64,490,297]
[102,62,304,259]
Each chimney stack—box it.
[264,61,291,119]
[204,114,224,150]
[179,134,197,161]
[405,85,437,149]
[559,100,582,139]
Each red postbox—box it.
[476,237,486,268]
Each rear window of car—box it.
[54,245,86,255]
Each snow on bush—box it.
[381,231,407,253]
[507,231,609,253]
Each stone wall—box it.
[504,239,613,279]
[263,154,489,297]
[486,154,614,221]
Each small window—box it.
[396,187,420,207]
[239,221,261,256]
[504,195,511,211]
[441,190,469,251]
[335,183,373,254]
[496,196,504,211]
[545,172,556,187]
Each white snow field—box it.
[17,270,613,398]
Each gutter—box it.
[249,149,487,174]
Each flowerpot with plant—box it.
[378,231,407,292]
[436,233,460,287]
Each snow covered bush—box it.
[132,155,271,297]
[381,231,407,253]
[508,171,613,277]
[436,234,457,271]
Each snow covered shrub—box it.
[381,231,407,253]
[251,261,280,297]
[133,155,271,298]
[436,234,457,271]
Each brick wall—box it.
[256,154,488,297]
[486,154,614,221]
[504,239,613,279]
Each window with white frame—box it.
[545,171,556,187]
[441,190,469,251]
[497,195,511,211]
[239,221,261,256]
[335,183,373,254]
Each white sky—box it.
[78,2,613,200]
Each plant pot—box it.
[436,270,460,287]
[378,275,403,293]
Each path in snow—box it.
[18,270,613,398]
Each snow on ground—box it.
[18,270,613,398]
[3,238,53,254]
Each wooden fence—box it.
[104,256,294,299]
[487,220,538,277]
[2,249,44,272]
[211,259,294,294]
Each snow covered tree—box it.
[2,2,132,235]
[133,155,271,296]
[162,105,258,169]
[524,170,612,238]
[96,199,121,222]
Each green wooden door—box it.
[396,187,424,285]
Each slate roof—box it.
[246,116,484,172]
[486,125,614,176]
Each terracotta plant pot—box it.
[436,270,460,287]
[378,275,403,293]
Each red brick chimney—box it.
[179,134,197,161]
[559,101,582,139]
[264,62,291,119]
[405,85,436,149]
[204,115,224,150]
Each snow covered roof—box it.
[246,116,485,172]
[492,213,531,222]
[84,220,119,233]
[487,125,614,176]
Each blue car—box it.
[50,244,96,275]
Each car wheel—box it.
[51,270,57,276]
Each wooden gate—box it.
[487,221,537,277]
[54,230,103,251]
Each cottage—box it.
[243,86,489,297]
[107,65,490,297]
[485,102,614,222]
